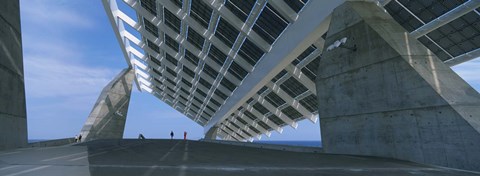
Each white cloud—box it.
[21,0,94,29]
[19,1,128,139]
[24,56,115,98]
[20,1,117,98]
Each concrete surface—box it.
[80,68,134,141]
[203,139,323,153]
[0,139,479,176]
[0,0,27,150]
[317,1,480,171]
[26,138,75,148]
[204,127,218,140]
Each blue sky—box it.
[20,1,479,141]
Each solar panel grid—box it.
[280,77,308,98]
[384,0,480,61]
[143,18,159,37]
[140,0,157,16]
[299,94,318,113]
[252,3,289,44]
[301,56,320,82]
[190,0,213,28]
[215,18,240,48]
[257,121,272,131]
[283,0,308,13]
[253,103,269,115]
[236,116,248,125]
[225,0,256,22]
[267,114,285,126]
[227,61,248,81]
[165,35,180,52]
[170,0,182,8]
[208,45,228,66]
[237,38,265,67]
[187,27,205,50]
[164,8,181,34]
[281,106,303,120]
[221,78,237,92]
[121,0,479,141]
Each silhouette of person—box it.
[184,131,187,140]
[78,134,82,142]
[170,131,174,140]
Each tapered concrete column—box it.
[0,0,27,150]
[205,127,219,140]
[317,1,480,171]
[80,68,134,141]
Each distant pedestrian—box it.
[184,131,187,140]
[74,135,79,143]
[170,131,174,140]
[78,134,82,142]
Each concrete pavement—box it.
[0,139,479,176]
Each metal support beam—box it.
[266,82,317,123]
[202,0,271,52]
[244,103,283,133]
[252,94,298,129]
[103,0,144,92]
[445,48,480,67]
[236,110,271,136]
[223,118,255,139]
[284,65,317,95]
[268,0,298,23]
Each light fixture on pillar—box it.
[326,37,357,52]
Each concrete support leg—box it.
[317,1,480,171]
[205,127,219,140]
[0,0,27,150]
[80,68,134,141]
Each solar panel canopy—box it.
[103,0,480,141]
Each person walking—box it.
[170,131,174,140]
[78,134,82,143]
[184,131,187,140]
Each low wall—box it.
[26,138,75,148]
[203,140,323,153]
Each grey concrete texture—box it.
[204,139,323,153]
[26,138,76,148]
[316,1,480,171]
[1,139,479,176]
[204,127,218,140]
[0,0,27,150]
[80,68,134,141]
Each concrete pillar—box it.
[205,127,219,140]
[317,1,480,171]
[80,68,134,141]
[0,0,27,150]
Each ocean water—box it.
[253,140,322,147]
